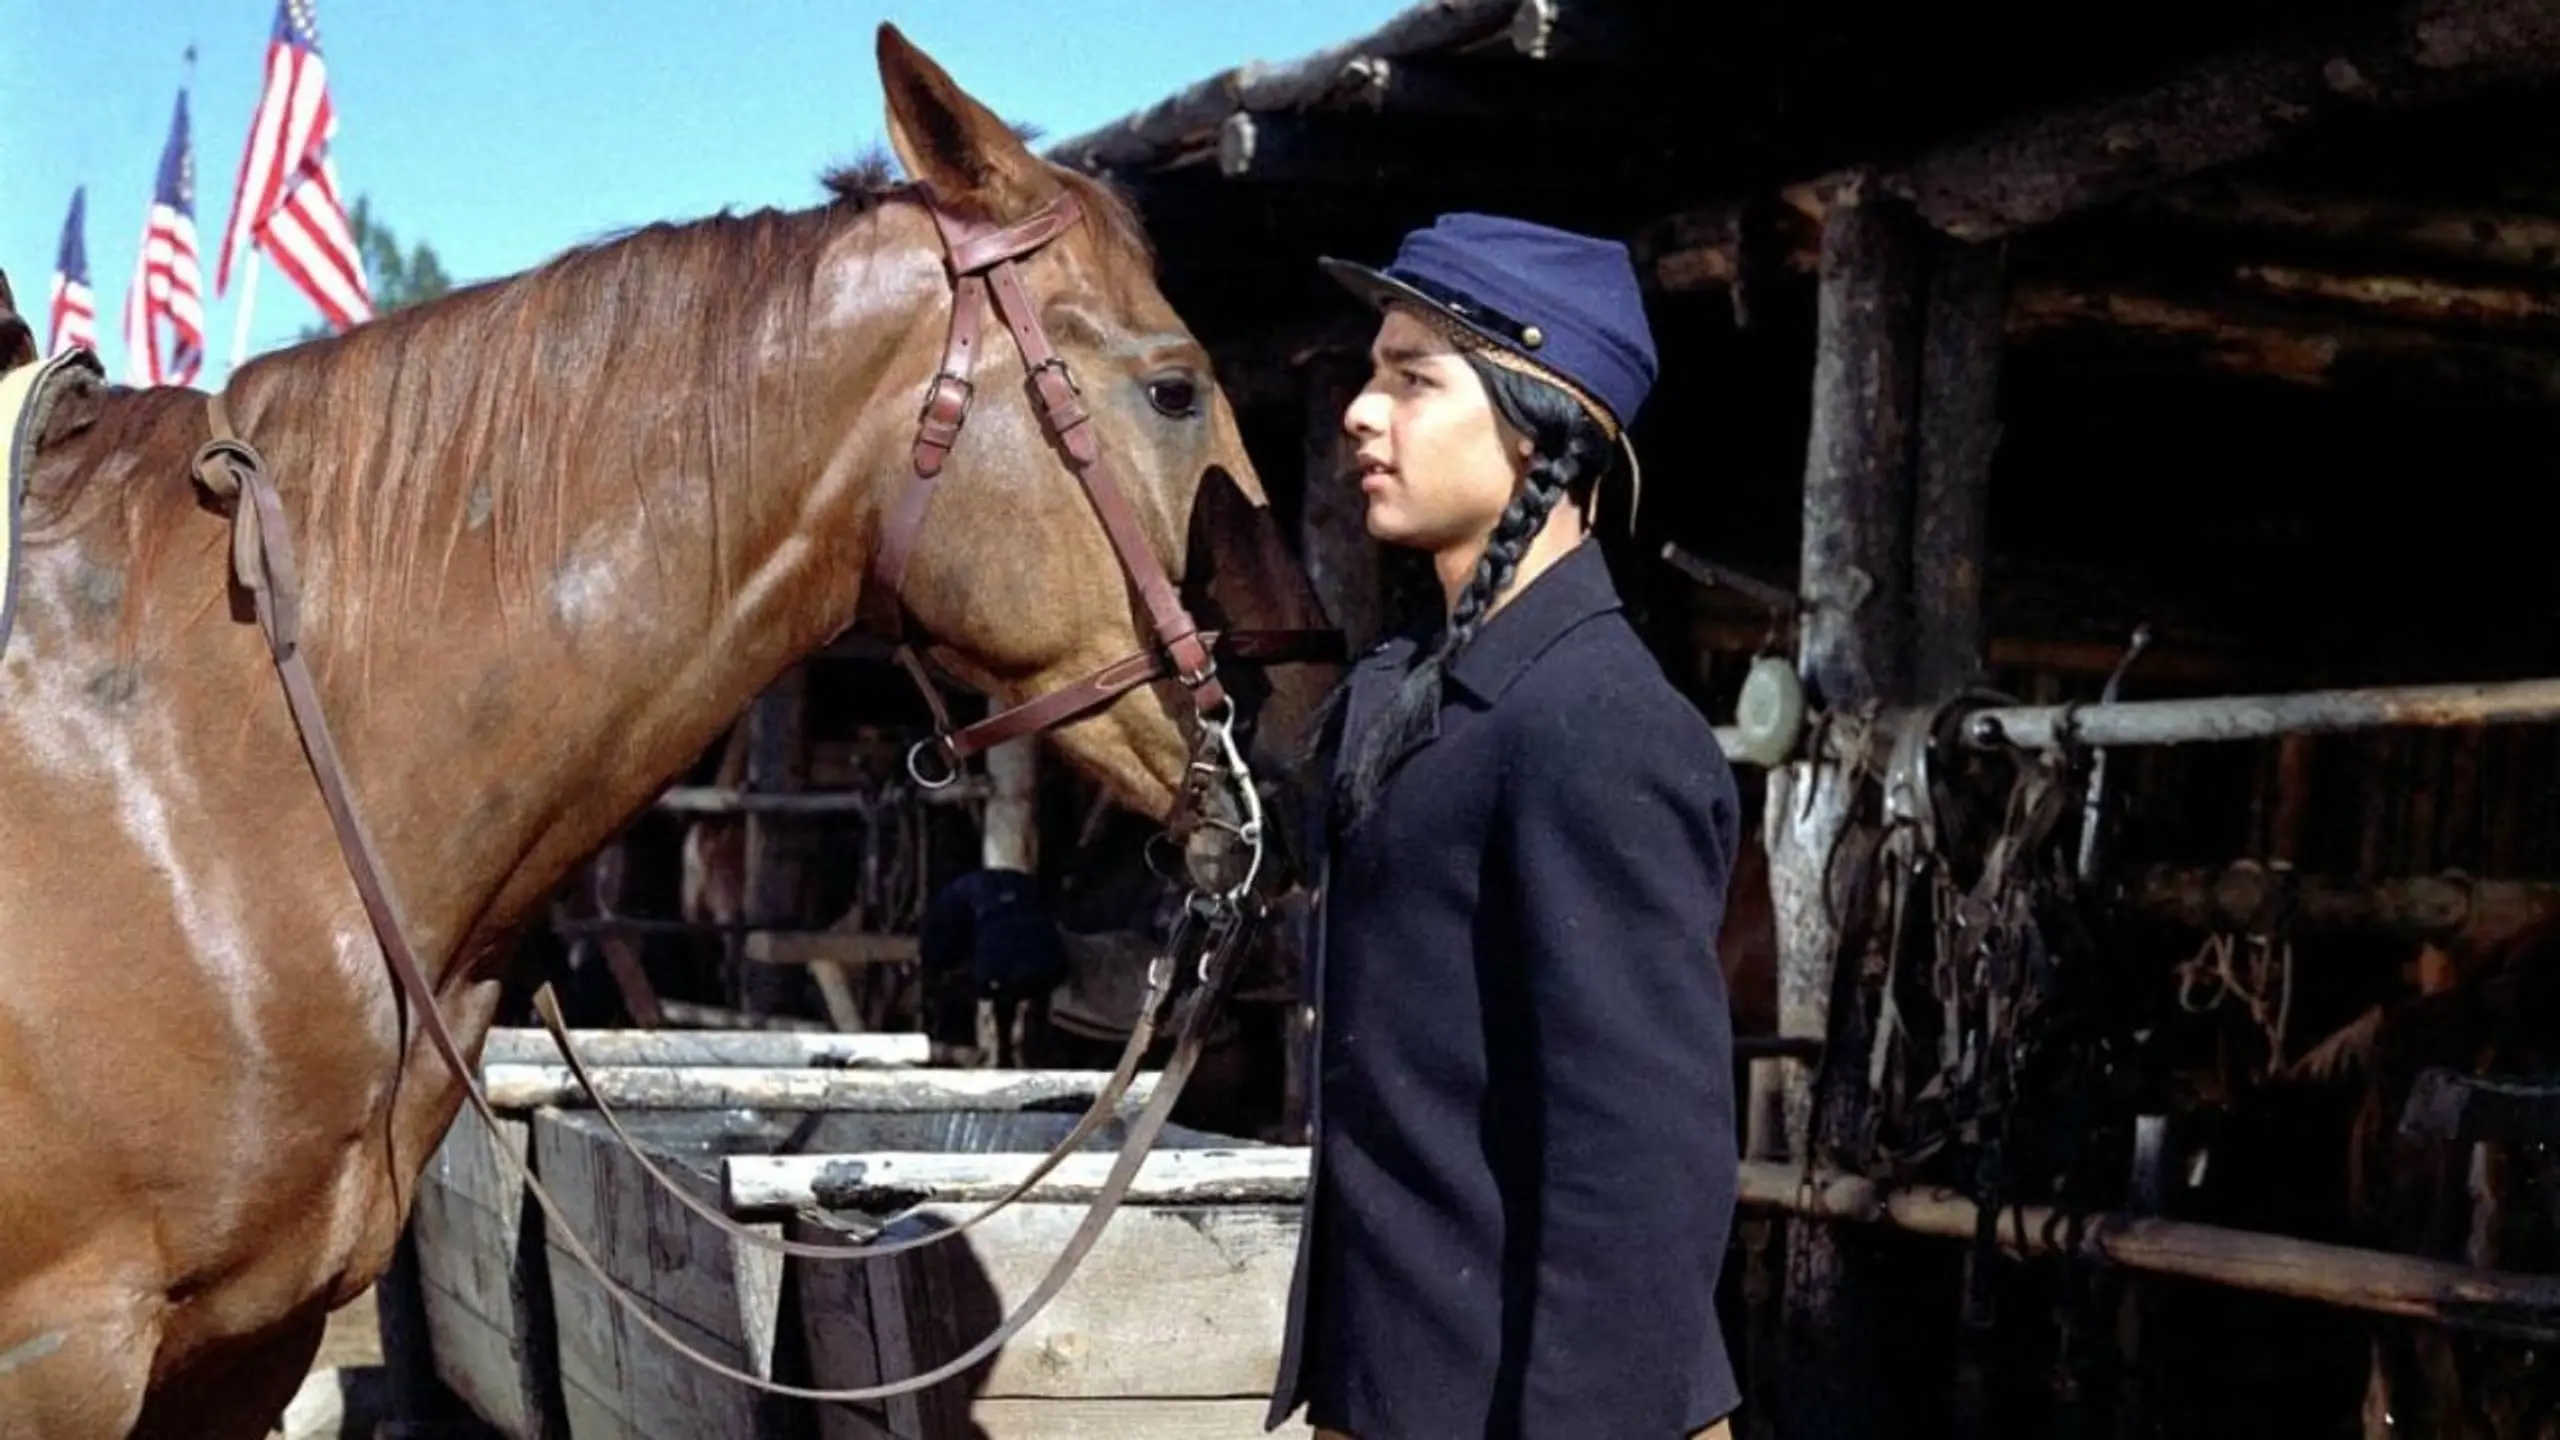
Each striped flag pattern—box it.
[122,86,205,387]
[47,187,97,358]
[215,0,371,331]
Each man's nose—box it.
[1341,388,1387,439]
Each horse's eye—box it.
[1146,376,1200,418]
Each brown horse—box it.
[0,26,1333,1439]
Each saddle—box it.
[0,269,106,660]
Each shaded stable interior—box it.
[1015,1,2560,1436]
[1037,2,2560,932]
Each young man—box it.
[1264,212,1745,1440]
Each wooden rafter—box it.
[1875,0,2560,240]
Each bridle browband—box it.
[864,180,1340,788]
[182,178,1340,1405]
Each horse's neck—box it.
[225,205,936,999]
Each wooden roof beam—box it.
[1508,0,1690,63]
[1638,180,2560,345]
[1043,0,1524,174]
[2007,282,2560,405]
[1213,109,1692,202]
[1869,0,2560,240]
[2132,177,2560,274]
[1635,192,2560,404]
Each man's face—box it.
[1339,306,1523,553]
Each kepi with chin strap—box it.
[1319,211,1657,530]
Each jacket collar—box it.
[1327,540,1623,798]
[1443,538,1623,705]
[1334,627,1425,795]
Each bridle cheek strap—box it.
[866,183,1308,786]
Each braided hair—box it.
[1320,348,1618,835]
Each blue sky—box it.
[2,1,1413,388]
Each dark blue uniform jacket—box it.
[1267,540,1743,1439]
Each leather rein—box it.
[184,180,1337,1404]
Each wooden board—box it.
[799,1398,1311,1440]
[532,1108,795,1440]
[725,1145,1309,1212]
[483,1064,1149,1112]
[972,1399,1311,1438]
[479,1028,928,1069]
[410,1107,565,1439]
[744,930,922,969]
[793,1197,1307,1439]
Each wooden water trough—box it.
[392,1027,1313,1439]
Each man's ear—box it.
[876,22,1058,220]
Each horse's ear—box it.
[875,23,1054,219]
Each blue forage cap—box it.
[1318,212,1659,432]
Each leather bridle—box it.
[183,178,1340,1404]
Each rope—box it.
[2174,929,2296,1071]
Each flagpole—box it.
[229,247,262,369]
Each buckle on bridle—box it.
[1025,356,1080,397]
[917,372,975,428]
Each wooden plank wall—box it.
[532,1110,796,1440]
[410,1108,566,1439]
[791,1200,1315,1440]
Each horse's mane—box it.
[242,193,849,646]
[33,154,1153,684]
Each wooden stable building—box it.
[1017,1,2560,1437]
[477,1,2560,1434]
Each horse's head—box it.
[830,26,1338,866]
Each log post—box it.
[738,666,810,1021]
[1768,171,1925,1440]
[587,839,664,1029]
[1913,235,2004,700]
[2270,734,2315,863]
[980,737,1040,874]
[2487,729,2532,875]
[978,736,1041,1066]
[2446,728,2485,870]
[2112,1113,2172,1440]
[1913,229,2008,1438]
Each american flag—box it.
[215,0,372,331]
[47,187,97,358]
[123,86,206,387]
